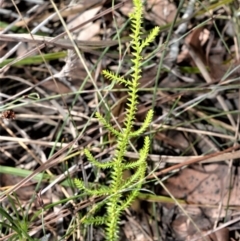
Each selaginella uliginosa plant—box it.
[74,0,160,240]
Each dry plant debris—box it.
[1,110,15,119]
[0,0,240,241]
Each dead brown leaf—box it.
[145,0,177,26]
[164,164,240,206]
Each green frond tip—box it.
[84,148,114,168]
[74,178,84,190]
[131,0,143,20]
[84,148,97,163]
[95,112,120,136]
[102,70,129,86]
[133,0,143,8]
[141,136,151,156]
[130,109,153,137]
[83,216,107,225]
[122,165,145,190]
[141,26,160,49]
[120,189,140,211]
[123,157,147,170]
[75,178,112,196]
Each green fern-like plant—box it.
[74,1,160,240]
